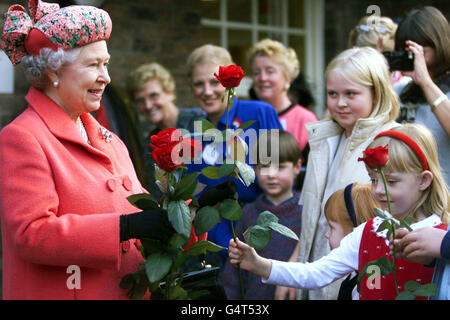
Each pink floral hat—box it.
[1,0,112,65]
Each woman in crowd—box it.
[247,38,318,152]
[394,6,450,186]
[126,62,205,196]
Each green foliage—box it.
[145,253,173,283]
[396,282,437,300]
[193,206,220,235]
[122,166,226,300]
[244,211,299,251]
[168,200,191,238]
[219,199,242,221]
[183,240,226,256]
[244,225,271,250]
[127,193,159,210]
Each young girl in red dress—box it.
[228,123,449,300]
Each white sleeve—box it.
[262,222,365,289]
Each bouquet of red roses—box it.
[120,128,227,300]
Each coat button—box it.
[106,179,117,191]
[122,176,133,191]
[121,240,130,252]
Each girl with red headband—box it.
[228,123,449,300]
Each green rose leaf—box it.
[376,220,393,239]
[193,206,220,235]
[174,172,199,200]
[219,199,242,221]
[127,193,159,210]
[404,281,437,297]
[199,119,216,132]
[244,225,271,250]
[119,273,135,290]
[169,234,190,249]
[201,166,220,180]
[268,222,299,241]
[256,211,279,227]
[168,284,188,300]
[168,200,192,238]
[218,163,237,178]
[184,240,226,256]
[235,161,255,187]
[237,120,256,131]
[140,238,166,258]
[145,253,173,283]
[395,291,416,300]
[357,256,393,292]
[188,290,210,300]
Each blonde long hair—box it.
[365,123,449,224]
[325,46,400,123]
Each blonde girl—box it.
[229,123,448,300]
[291,46,399,300]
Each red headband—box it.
[374,130,429,171]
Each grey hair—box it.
[22,47,81,89]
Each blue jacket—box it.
[430,230,450,300]
[186,98,283,263]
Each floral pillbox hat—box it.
[1,0,112,65]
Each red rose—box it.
[214,65,245,88]
[152,144,184,172]
[358,145,389,169]
[149,128,202,172]
[150,128,181,149]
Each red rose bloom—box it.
[150,128,181,149]
[149,128,202,172]
[214,65,245,88]
[358,145,389,169]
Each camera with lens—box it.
[383,51,414,71]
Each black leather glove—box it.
[198,181,238,208]
[120,208,174,242]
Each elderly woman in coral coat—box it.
[0,1,177,299]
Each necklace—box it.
[76,117,91,145]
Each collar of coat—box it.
[25,86,115,158]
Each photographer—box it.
[395,6,450,186]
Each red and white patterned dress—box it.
[358,217,447,300]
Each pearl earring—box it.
[284,83,290,91]
[53,80,59,87]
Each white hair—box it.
[22,47,81,89]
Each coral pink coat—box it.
[0,87,150,299]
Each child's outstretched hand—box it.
[228,238,272,279]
